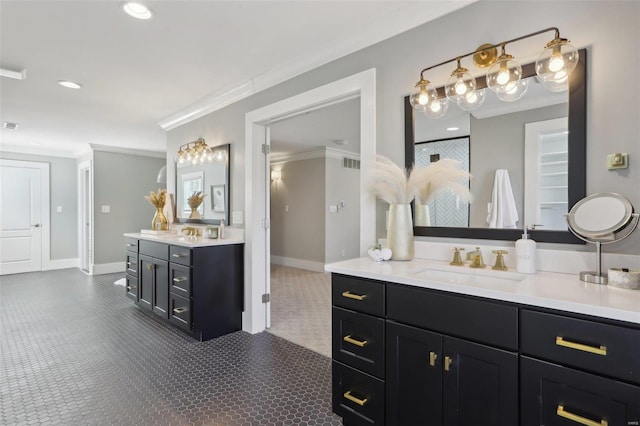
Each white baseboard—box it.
[270,255,325,273]
[43,257,80,271]
[91,262,125,275]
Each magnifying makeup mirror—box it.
[566,193,639,284]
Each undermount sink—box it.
[410,266,526,287]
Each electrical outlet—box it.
[285,205,289,212]
[57,206,63,213]
[607,153,628,170]
[232,211,243,225]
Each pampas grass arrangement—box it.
[370,155,472,205]
[187,191,207,209]
[145,188,167,208]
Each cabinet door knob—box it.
[343,335,368,347]
[555,336,607,356]
[341,291,366,301]
[556,405,608,426]
[343,391,368,406]
[429,351,437,367]
[444,356,453,372]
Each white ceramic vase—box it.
[387,204,414,261]
[414,204,431,226]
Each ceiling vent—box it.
[342,157,360,170]
[3,121,19,130]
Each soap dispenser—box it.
[219,219,225,239]
[515,226,536,274]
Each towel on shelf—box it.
[487,169,519,229]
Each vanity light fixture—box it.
[409,27,578,119]
[122,2,153,20]
[176,138,225,165]
[271,169,282,182]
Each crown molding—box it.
[0,143,79,159]
[159,1,475,131]
[271,146,360,165]
[89,143,166,159]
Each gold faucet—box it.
[450,247,465,266]
[492,250,509,271]
[468,247,486,268]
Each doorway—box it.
[78,160,92,274]
[0,159,50,275]
[243,68,376,334]
[266,98,362,356]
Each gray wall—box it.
[168,1,640,254]
[0,151,77,260]
[270,158,326,263]
[325,156,360,263]
[93,151,165,264]
[469,103,567,227]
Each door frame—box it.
[0,159,51,272]
[77,159,93,274]
[243,68,376,334]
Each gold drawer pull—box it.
[343,335,368,347]
[172,277,187,283]
[173,307,187,314]
[146,264,155,270]
[126,243,136,247]
[342,291,366,301]
[126,285,136,290]
[172,253,187,258]
[444,356,453,372]
[343,391,368,406]
[429,351,437,367]
[556,336,607,356]
[557,405,608,426]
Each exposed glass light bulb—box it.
[486,44,522,94]
[496,78,529,102]
[536,32,579,84]
[458,88,486,111]
[445,59,476,104]
[410,78,439,113]
[424,97,449,119]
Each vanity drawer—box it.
[125,274,138,301]
[332,307,385,379]
[139,240,169,260]
[521,356,640,426]
[387,284,518,350]
[333,361,385,426]
[125,238,138,252]
[521,310,640,385]
[169,245,192,266]
[125,252,138,276]
[169,263,192,298]
[332,274,385,317]
[169,294,192,331]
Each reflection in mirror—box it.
[175,144,230,225]
[405,49,586,244]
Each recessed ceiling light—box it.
[58,80,82,89]
[31,142,41,146]
[3,121,19,130]
[122,2,153,20]
[446,127,459,131]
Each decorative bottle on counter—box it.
[219,219,225,239]
[516,226,536,273]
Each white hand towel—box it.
[487,169,519,228]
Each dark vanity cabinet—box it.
[125,238,244,341]
[331,273,640,426]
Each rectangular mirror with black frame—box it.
[404,49,586,244]
[175,143,230,225]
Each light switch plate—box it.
[607,153,628,170]
[101,205,110,213]
[329,205,338,213]
[57,206,63,213]
[232,211,243,225]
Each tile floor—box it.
[0,268,342,425]
[267,265,332,358]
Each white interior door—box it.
[264,127,272,328]
[79,164,92,272]
[0,160,49,275]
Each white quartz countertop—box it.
[124,229,244,248]
[325,257,640,325]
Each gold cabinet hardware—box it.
[126,243,136,247]
[126,262,131,267]
[429,351,437,367]
[444,356,453,371]
[556,405,608,426]
[173,307,187,314]
[555,336,607,356]
[172,277,187,283]
[146,263,155,270]
[341,291,367,301]
[126,285,136,290]
[172,253,186,258]
[343,335,368,347]
[343,391,368,406]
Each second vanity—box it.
[326,257,640,426]
[124,230,244,341]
